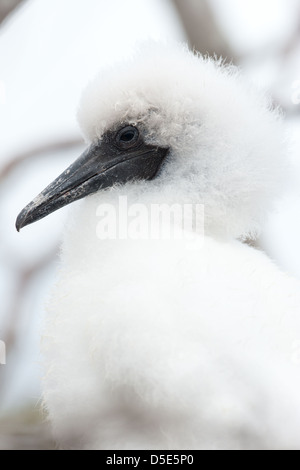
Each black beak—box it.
[16,128,168,231]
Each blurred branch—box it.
[0,0,24,24]
[3,243,59,350]
[0,140,76,369]
[0,138,83,182]
[281,5,300,58]
[0,137,83,408]
[172,0,235,61]
[0,419,55,450]
[0,243,59,406]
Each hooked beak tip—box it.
[16,211,28,232]
[16,219,22,232]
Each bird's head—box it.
[16,43,287,239]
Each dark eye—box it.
[116,126,139,149]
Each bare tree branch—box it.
[0,137,83,182]
[0,137,83,406]
[0,0,24,25]
[172,0,235,60]
[0,243,60,407]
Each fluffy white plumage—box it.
[41,44,300,450]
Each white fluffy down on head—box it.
[77,43,287,239]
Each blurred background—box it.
[0,0,299,450]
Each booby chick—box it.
[16,44,300,450]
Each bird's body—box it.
[17,43,300,449]
[43,193,300,450]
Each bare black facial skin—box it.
[16,125,169,231]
